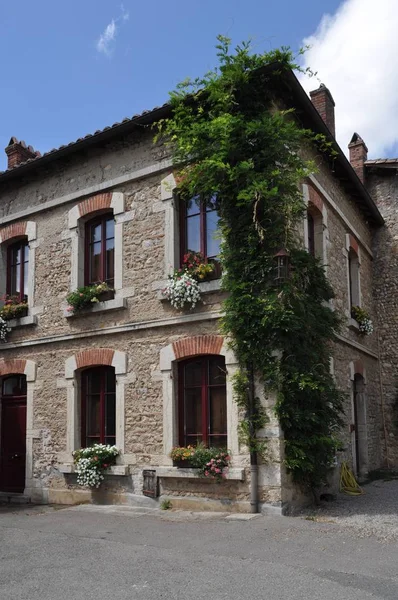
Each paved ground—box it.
[1,483,398,600]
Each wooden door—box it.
[0,376,27,493]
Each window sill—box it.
[156,467,245,481]
[58,463,129,476]
[157,278,222,301]
[8,315,38,328]
[64,297,127,318]
[348,318,361,332]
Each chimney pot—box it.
[348,133,368,184]
[309,83,336,138]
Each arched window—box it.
[85,214,115,287]
[348,248,360,308]
[81,367,116,447]
[178,355,227,448]
[306,204,323,260]
[7,239,29,301]
[180,195,220,268]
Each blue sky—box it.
[1,0,394,171]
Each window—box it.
[85,214,115,287]
[306,205,323,260]
[348,248,360,308]
[7,240,29,301]
[81,367,116,447]
[178,355,227,448]
[180,196,221,267]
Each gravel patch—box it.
[301,479,398,542]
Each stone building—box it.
[0,66,387,513]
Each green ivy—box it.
[156,37,344,493]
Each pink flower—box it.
[66,306,73,312]
[215,468,221,473]
[204,470,209,476]
[79,293,84,297]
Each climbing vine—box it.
[156,37,344,494]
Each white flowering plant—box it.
[351,305,373,335]
[73,444,119,488]
[0,317,11,342]
[163,272,201,309]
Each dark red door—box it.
[0,376,27,493]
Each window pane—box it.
[106,369,116,393]
[86,395,100,437]
[24,244,29,263]
[206,210,220,258]
[106,218,114,240]
[11,262,21,295]
[206,195,218,212]
[209,387,227,436]
[208,435,227,449]
[184,360,202,387]
[186,215,201,253]
[23,260,29,299]
[105,393,116,439]
[91,223,102,243]
[184,388,202,435]
[87,372,101,395]
[186,196,201,216]
[90,242,102,283]
[208,357,226,385]
[2,376,27,396]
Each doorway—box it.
[0,375,27,492]
[352,373,368,477]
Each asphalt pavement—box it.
[0,503,397,600]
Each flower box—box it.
[173,460,195,469]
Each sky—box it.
[0,0,395,172]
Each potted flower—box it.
[0,295,28,320]
[351,305,373,335]
[170,445,196,468]
[162,251,215,310]
[72,443,119,488]
[66,282,114,314]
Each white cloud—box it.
[96,6,129,57]
[97,20,117,56]
[299,0,398,158]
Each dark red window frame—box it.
[84,213,115,287]
[179,196,220,268]
[6,239,29,301]
[178,355,227,448]
[81,366,116,447]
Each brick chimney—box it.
[309,84,336,138]
[348,133,368,184]
[5,137,41,169]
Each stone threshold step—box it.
[0,492,32,505]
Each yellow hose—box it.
[340,461,364,496]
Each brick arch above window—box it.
[68,191,124,228]
[0,358,36,381]
[307,184,325,214]
[65,348,127,379]
[172,335,224,360]
[347,233,359,256]
[0,221,37,244]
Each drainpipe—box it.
[247,362,259,513]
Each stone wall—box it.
[367,168,398,466]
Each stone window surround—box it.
[155,174,222,296]
[302,183,329,268]
[58,348,129,468]
[159,334,242,468]
[0,221,39,327]
[0,358,40,499]
[345,233,362,324]
[66,192,132,315]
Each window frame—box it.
[179,196,220,267]
[348,248,360,308]
[80,366,116,447]
[178,355,227,448]
[6,238,29,302]
[84,213,115,287]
